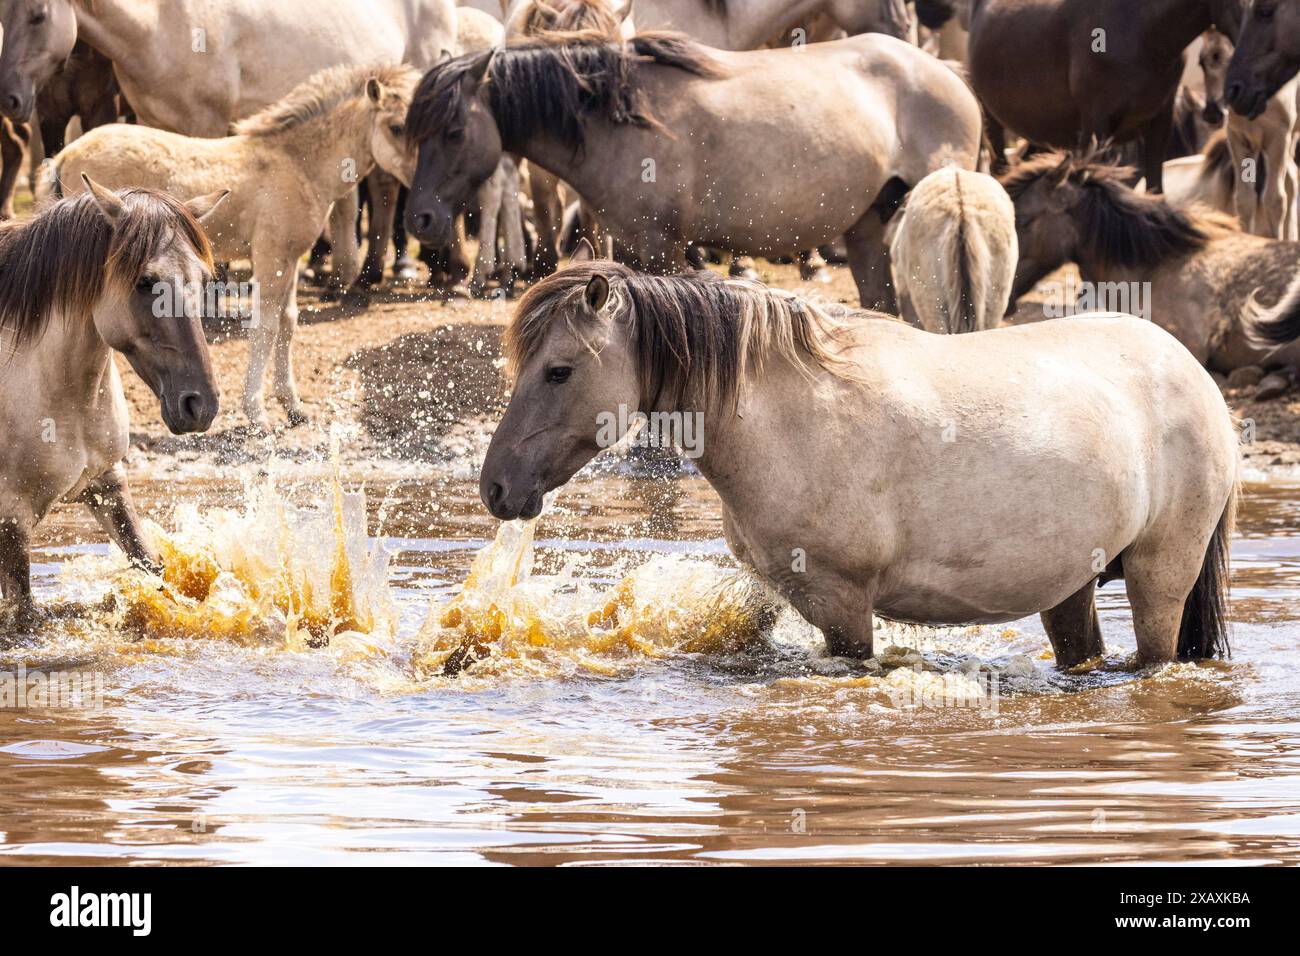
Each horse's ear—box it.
[366,77,385,104]
[438,48,453,64]
[466,48,495,90]
[616,0,635,27]
[569,238,597,265]
[82,174,124,226]
[584,274,610,313]
[185,188,231,224]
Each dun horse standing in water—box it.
[404,32,982,311]
[0,178,226,621]
[479,249,1239,667]
[40,65,419,430]
[1003,151,1300,372]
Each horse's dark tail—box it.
[947,171,979,334]
[1177,489,1234,660]
[1250,275,1300,347]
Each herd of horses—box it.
[3,0,1300,670]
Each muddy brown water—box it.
[2,471,1299,866]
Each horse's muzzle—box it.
[162,389,219,435]
[1226,81,1270,121]
[0,85,33,123]
[404,205,455,249]
[482,477,543,522]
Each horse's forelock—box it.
[508,265,862,412]
[0,190,212,353]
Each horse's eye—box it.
[545,366,572,385]
[445,127,465,142]
[136,275,160,294]
[29,11,46,26]
[1258,4,1275,19]
[389,123,405,137]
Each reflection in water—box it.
[0,477,1298,865]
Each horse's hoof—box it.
[392,260,420,286]
[735,268,760,282]
[340,287,373,309]
[284,409,310,429]
[801,266,833,284]
[469,280,490,299]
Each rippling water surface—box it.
[2,472,1299,865]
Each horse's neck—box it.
[1137,0,1219,63]
[257,102,376,206]
[509,125,624,213]
[73,0,158,74]
[20,310,115,411]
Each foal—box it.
[41,64,418,431]
[0,178,226,620]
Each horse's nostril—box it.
[412,212,433,233]
[179,391,205,423]
[1226,82,1242,104]
[5,95,21,116]
[487,481,507,510]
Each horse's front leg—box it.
[76,466,161,576]
[1137,93,1176,195]
[326,188,362,294]
[243,246,296,430]
[359,170,400,287]
[0,514,34,619]
[470,167,504,298]
[784,572,878,659]
[272,273,308,427]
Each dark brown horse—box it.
[1226,0,1300,119]
[968,0,1247,192]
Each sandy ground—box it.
[112,257,1300,481]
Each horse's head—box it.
[1000,154,1086,302]
[80,177,228,435]
[405,49,502,247]
[0,0,77,120]
[481,245,640,521]
[1199,29,1235,126]
[365,67,421,186]
[1226,0,1300,119]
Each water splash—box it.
[63,469,393,656]
[414,513,780,681]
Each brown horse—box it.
[968,0,1247,192]
[1227,0,1300,119]
[405,32,982,310]
[1002,150,1300,372]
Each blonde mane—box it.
[233,62,414,137]
[509,262,865,410]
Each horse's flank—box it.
[508,261,864,411]
[0,190,212,352]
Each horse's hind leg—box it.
[845,182,908,313]
[77,466,161,576]
[1040,579,1105,668]
[1123,534,1215,665]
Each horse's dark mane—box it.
[0,189,213,352]
[1000,151,1214,270]
[508,262,863,412]
[407,31,726,155]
